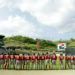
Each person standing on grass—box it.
[47,52,51,69]
[23,54,27,70]
[36,53,40,70]
[59,53,64,69]
[31,53,36,70]
[68,55,72,69]
[4,54,9,69]
[40,53,45,70]
[25,54,30,70]
[44,52,51,70]
[19,54,24,70]
[9,55,15,69]
[73,56,75,69]
[65,55,71,69]
[14,55,20,70]
[23,54,30,70]
[51,52,57,70]
[70,56,74,69]
[0,54,4,69]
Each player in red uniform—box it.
[0,54,4,69]
[59,53,64,69]
[47,52,51,69]
[36,53,41,70]
[15,55,20,69]
[73,56,75,69]
[3,54,9,69]
[44,52,51,70]
[40,53,45,70]
[9,55,15,69]
[19,54,24,70]
[51,52,57,69]
[24,54,30,70]
[23,54,26,69]
[65,55,71,69]
[30,53,37,70]
[70,56,74,69]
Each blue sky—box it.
[0,0,75,40]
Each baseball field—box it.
[0,70,75,75]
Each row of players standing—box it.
[0,52,75,70]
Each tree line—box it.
[4,35,56,50]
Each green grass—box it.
[0,59,66,70]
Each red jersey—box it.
[45,55,48,60]
[24,55,30,60]
[15,55,19,60]
[0,55,4,59]
[45,55,50,60]
[47,55,51,59]
[40,55,45,60]
[31,55,36,60]
[36,55,40,60]
[4,55,9,59]
[23,55,26,60]
[70,56,74,60]
[73,56,75,60]
[19,55,24,60]
[65,56,71,60]
[51,55,57,60]
[10,55,14,59]
[59,56,64,60]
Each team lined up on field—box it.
[0,52,75,70]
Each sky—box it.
[0,0,75,40]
